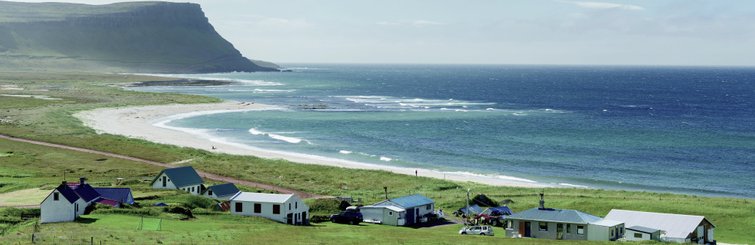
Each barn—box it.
[150,166,203,195]
[229,192,309,225]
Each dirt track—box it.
[0,134,322,199]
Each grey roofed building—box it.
[605,209,715,243]
[150,166,203,188]
[508,207,603,224]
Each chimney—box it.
[79,177,87,185]
[61,181,67,185]
[383,186,388,200]
[538,192,545,209]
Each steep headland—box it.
[0,1,277,73]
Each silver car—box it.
[459,225,494,236]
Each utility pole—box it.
[465,188,471,225]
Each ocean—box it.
[130,64,755,198]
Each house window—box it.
[577,225,585,234]
[53,192,59,201]
[254,203,261,213]
[191,187,195,192]
[610,228,614,237]
[273,204,281,214]
[426,204,432,210]
[289,203,292,210]
[208,190,213,196]
[538,222,548,231]
[235,202,243,212]
[634,233,643,238]
[566,224,571,233]
[295,202,298,209]
[389,211,393,216]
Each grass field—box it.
[0,71,753,244]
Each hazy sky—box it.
[16,0,755,66]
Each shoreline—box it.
[74,101,554,188]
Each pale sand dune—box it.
[75,102,553,188]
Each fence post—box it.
[91,236,94,245]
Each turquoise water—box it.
[131,65,755,198]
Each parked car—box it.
[330,209,363,225]
[459,225,494,236]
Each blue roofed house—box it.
[150,166,203,195]
[505,194,624,241]
[361,194,435,226]
[202,183,240,200]
[93,187,135,207]
[40,181,88,223]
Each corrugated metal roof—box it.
[206,183,240,197]
[605,209,710,240]
[153,166,203,188]
[508,207,602,224]
[627,225,661,234]
[230,192,293,203]
[590,219,623,227]
[54,183,80,203]
[94,188,134,204]
[374,194,434,208]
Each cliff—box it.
[0,1,277,73]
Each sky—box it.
[15,0,755,66]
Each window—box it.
[289,203,292,210]
[389,211,393,216]
[273,204,281,214]
[566,224,571,233]
[577,225,585,235]
[610,228,615,237]
[191,187,195,192]
[208,190,213,196]
[634,233,643,238]
[53,192,59,201]
[235,202,243,212]
[295,202,298,209]
[254,203,261,213]
[538,222,548,231]
[426,204,432,210]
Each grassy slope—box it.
[0,71,753,243]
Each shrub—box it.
[307,198,340,215]
[184,195,216,209]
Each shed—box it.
[150,166,203,195]
[229,192,309,225]
[202,183,240,200]
[362,194,434,226]
[625,226,662,241]
[605,209,715,243]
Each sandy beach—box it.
[75,101,552,188]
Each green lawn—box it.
[0,71,753,244]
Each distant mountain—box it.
[0,1,278,73]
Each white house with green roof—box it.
[150,166,204,195]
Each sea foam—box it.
[249,128,306,144]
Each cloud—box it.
[377,20,445,28]
[558,1,645,11]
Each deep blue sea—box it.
[131,64,755,198]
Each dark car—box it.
[330,209,363,225]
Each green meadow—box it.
[0,72,753,244]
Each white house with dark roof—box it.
[40,181,88,223]
[505,194,624,241]
[605,209,715,244]
[150,166,203,195]
[361,194,435,226]
[229,192,309,225]
[202,183,240,200]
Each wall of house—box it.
[508,220,589,240]
[409,203,434,223]
[587,224,609,241]
[625,230,653,241]
[151,173,177,189]
[178,184,201,195]
[230,197,309,224]
[40,190,76,223]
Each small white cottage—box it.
[40,181,87,223]
[361,194,435,226]
[229,192,309,225]
[150,166,203,195]
[201,183,240,200]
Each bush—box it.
[94,207,162,216]
[184,195,216,209]
[309,215,331,223]
[307,198,341,215]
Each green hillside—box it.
[0,1,276,73]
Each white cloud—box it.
[558,1,645,11]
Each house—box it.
[67,178,101,206]
[505,194,624,241]
[93,187,134,208]
[229,192,309,225]
[150,166,203,195]
[202,183,240,200]
[361,194,435,226]
[604,209,715,244]
[625,225,662,241]
[40,181,88,223]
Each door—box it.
[524,222,532,237]
[405,208,415,225]
[287,213,293,224]
[557,223,564,240]
[519,221,525,236]
[416,208,420,223]
[162,176,166,187]
[302,211,308,225]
